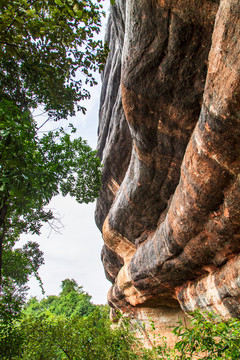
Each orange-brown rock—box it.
[95,0,240,343]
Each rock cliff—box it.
[95,0,240,343]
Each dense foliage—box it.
[0,100,101,250]
[0,100,101,322]
[1,279,240,359]
[24,278,95,318]
[0,0,106,323]
[17,308,153,360]
[173,311,240,359]
[0,279,155,359]
[0,0,108,119]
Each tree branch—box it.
[37,117,50,131]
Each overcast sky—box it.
[19,3,111,304]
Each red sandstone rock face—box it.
[95,0,240,324]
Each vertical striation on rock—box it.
[95,0,240,343]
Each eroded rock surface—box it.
[95,0,240,339]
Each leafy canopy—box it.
[1,279,155,360]
[24,278,95,318]
[0,100,102,288]
[0,100,101,215]
[0,0,108,119]
[0,0,106,324]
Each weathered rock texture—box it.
[96,0,240,342]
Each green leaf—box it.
[54,0,63,6]
[76,10,83,18]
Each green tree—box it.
[0,101,102,285]
[15,307,154,359]
[1,241,44,320]
[0,0,107,280]
[24,278,95,318]
[0,239,44,360]
[0,0,107,334]
[0,0,108,119]
[0,103,102,350]
[0,279,153,359]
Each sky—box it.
[19,3,111,304]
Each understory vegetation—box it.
[0,278,240,359]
